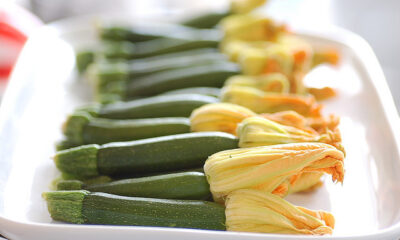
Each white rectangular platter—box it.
[0,14,400,240]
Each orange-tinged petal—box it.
[221,86,322,117]
[308,86,337,101]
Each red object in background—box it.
[0,2,42,81]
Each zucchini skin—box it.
[83,192,226,230]
[54,132,237,178]
[103,36,220,60]
[94,51,227,85]
[126,63,240,97]
[182,11,230,29]
[83,117,190,144]
[97,94,219,119]
[161,87,221,98]
[81,172,211,200]
[62,113,191,147]
[100,25,220,43]
[76,51,95,74]
[99,24,191,42]
[97,132,238,176]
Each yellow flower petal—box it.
[204,142,344,202]
[225,189,334,235]
[221,86,322,117]
[225,73,290,93]
[190,103,257,135]
[221,14,285,42]
[237,116,342,151]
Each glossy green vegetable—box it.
[98,63,239,101]
[63,112,190,146]
[181,11,230,29]
[102,31,220,60]
[99,24,192,42]
[100,24,219,42]
[43,190,226,230]
[81,94,219,120]
[76,51,95,74]
[126,62,239,97]
[54,132,238,177]
[90,49,226,86]
[161,87,221,98]
[56,171,211,200]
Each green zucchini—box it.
[100,24,219,42]
[56,171,211,200]
[99,24,192,42]
[63,112,190,146]
[76,51,95,74]
[103,31,220,60]
[89,49,226,86]
[43,190,226,230]
[161,87,221,98]
[181,11,230,29]
[82,94,219,119]
[54,132,238,177]
[125,62,239,97]
[123,47,219,64]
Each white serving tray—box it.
[0,13,400,240]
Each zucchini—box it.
[54,132,238,177]
[43,190,226,230]
[161,87,221,98]
[100,24,219,42]
[76,51,95,74]
[125,48,219,64]
[56,171,211,200]
[63,112,190,146]
[122,62,240,98]
[103,31,220,60]
[182,11,230,29]
[99,24,192,42]
[84,94,219,119]
[90,50,226,86]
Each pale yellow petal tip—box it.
[225,189,334,235]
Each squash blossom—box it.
[288,172,324,194]
[224,73,290,94]
[261,111,344,153]
[221,86,322,117]
[261,110,339,134]
[237,116,342,151]
[190,103,257,135]
[204,142,344,203]
[238,45,294,76]
[225,189,334,235]
[220,14,286,42]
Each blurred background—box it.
[0,0,399,111]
